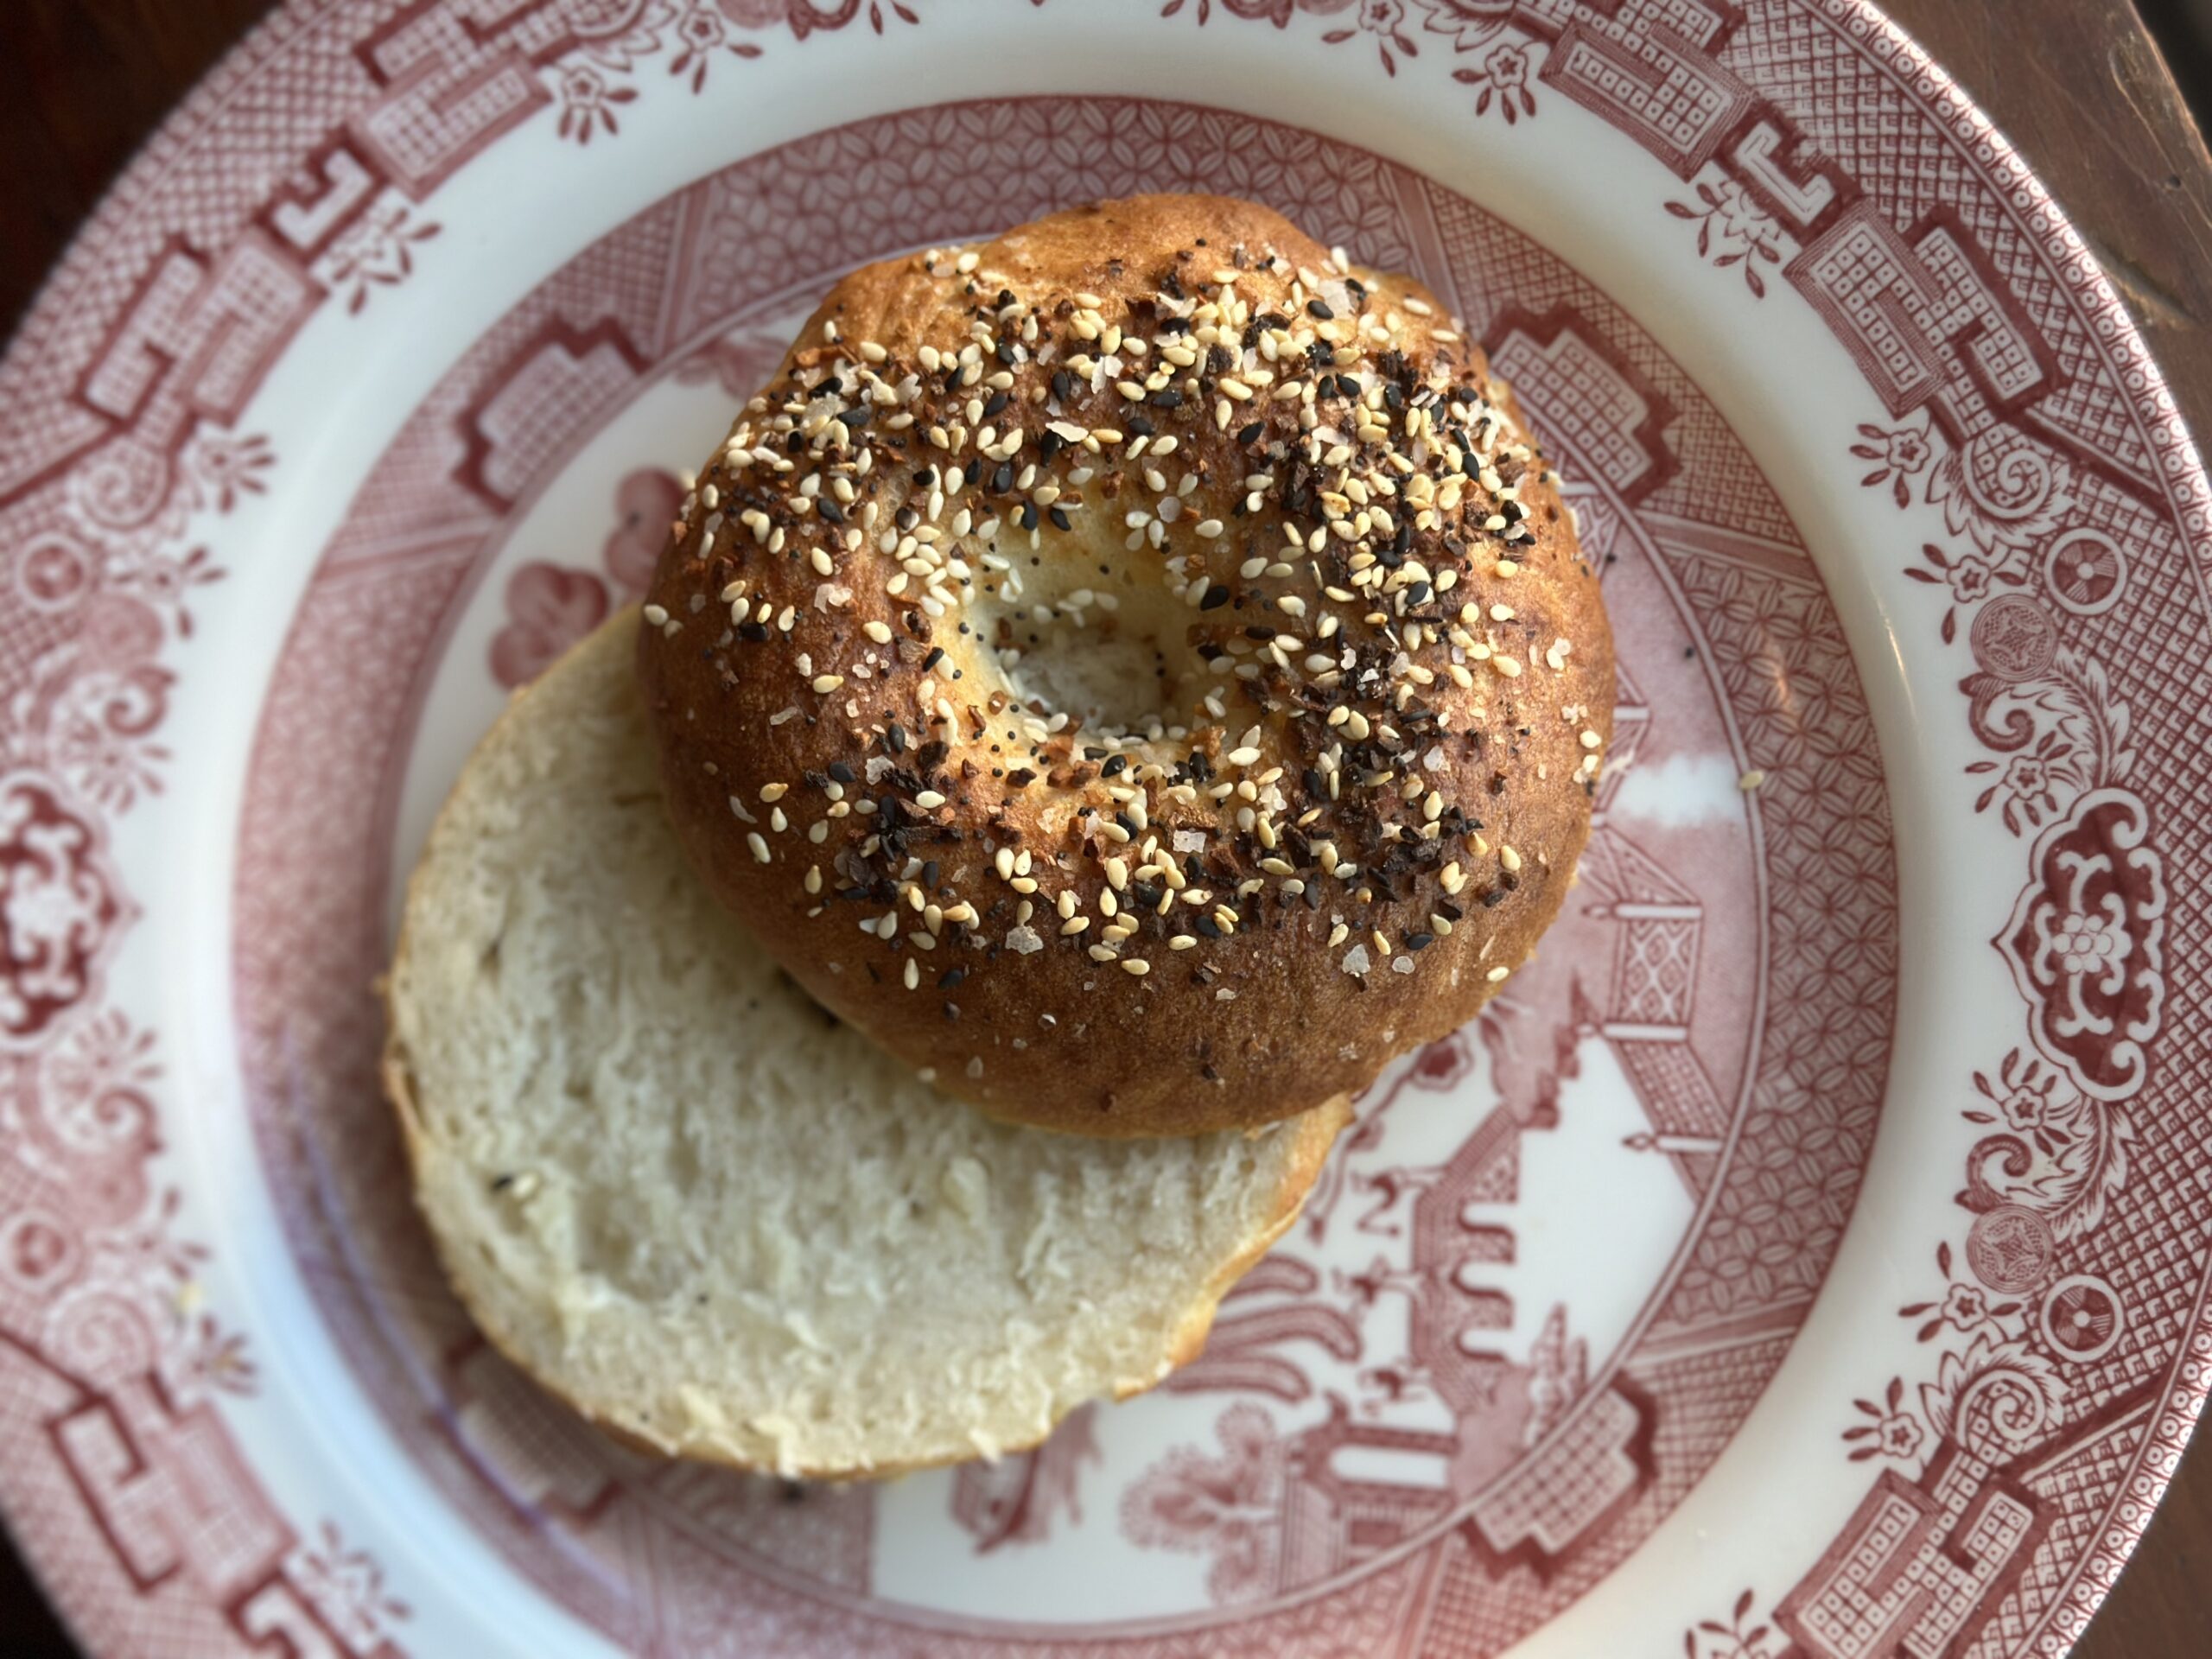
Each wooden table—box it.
[2,2,2208,1653]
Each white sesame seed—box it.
[1486,964,1511,982]
[1739,770,1767,791]
[1121,958,1150,976]
[642,604,670,626]
[915,790,946,809]
[812,673,845,693]
[747,832,771,864]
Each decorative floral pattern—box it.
[1324,0,1421,76]
[1453,41,1537,123]
[291,1521,413,1650]
[323,203,442,315]
[1119,1404,1283,1604]
[1900,1242,2020,1344]
[1842,1377,1925,1464]
[670,3,764,91]
[556,64,638,144]
[1665,181,1784,297]
[181,432,275,516]
[1998,789,2165,1103]
[487,467,675,688]
[1851,418,1933,509]
[546,0,920,139]
[1683,1589,1780,1659]
[0,774,127,1044]
[1904,538,2028,645]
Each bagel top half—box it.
[638,194,1613,1137]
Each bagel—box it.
[639,194,1613,1137]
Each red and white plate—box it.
[0,2,2203,1654]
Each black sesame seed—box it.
[1236,421,1265,446]
[1199,583,1231,610]
[1306,299,1334,320]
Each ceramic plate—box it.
[1,2,2204,1654]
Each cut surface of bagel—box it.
[384,609,1349,1476]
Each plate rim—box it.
[0,2,2205,1655]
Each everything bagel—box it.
[638,194,1614,1136]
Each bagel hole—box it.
[977,553,1205,741]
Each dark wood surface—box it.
[2,2,2209,1654]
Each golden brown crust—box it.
[639,194,1614,1137]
